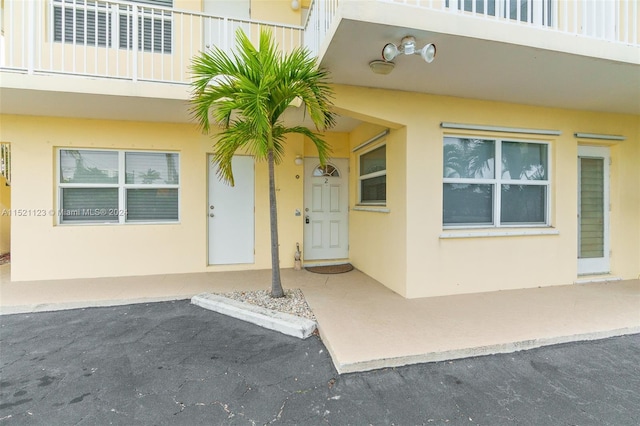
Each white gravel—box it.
[218,288,316,321]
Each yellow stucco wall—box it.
[348,123,407,296]
[1,114,346,281]
[0,175,10,254]
[2,86,638,295]
[250,0,302,25]
[333,84,640,298]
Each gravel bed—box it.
[218,288,316,321]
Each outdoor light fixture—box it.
[382,36,436,63]
[294,155,303,166]
[369,60,395,75]
[290,0,300,10]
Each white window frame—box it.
[357,143,387,206]
[57,148,180,225]
[443,135,551,229]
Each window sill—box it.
[353,206,390,213]
[58,221,181,226]
[439,228,559,239]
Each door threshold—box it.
[575,275,622,284]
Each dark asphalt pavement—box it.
[0,300,638,425]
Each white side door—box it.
[577,146,610,275]
[208,155,254,265]
[303,158,349,261]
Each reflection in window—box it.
[58,149,180,224]
[60,150,119,184]
[126,152,179,184]
[312,164,340,177]
[359,145,386,205]
[443,137,549,227]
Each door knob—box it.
[209,213,214,217]
[210,205,214,209]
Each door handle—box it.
[305,215,310,224]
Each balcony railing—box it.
[382,0,639,45]
[1,0,304,84]
[1,0,637,86]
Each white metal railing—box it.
[1,0,637,85]
[1,0,304,84]
[383,0,639,45]
[304,0,340,56]
[0,144,10,186]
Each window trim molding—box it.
[574,132,626,141]
[441,122,561,136]
[443,135,551,229]
[57,148,180,225]
[352,206,390,213]
[352,129,389,152]
[440,229,559,239]
[357,142,387,206]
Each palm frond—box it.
[190,28,336,178]
[276,126,332,166]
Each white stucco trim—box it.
[352,206,390,213]
[440,229,559,239]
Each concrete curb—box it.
[191,293,317,339]
[331,326,640,374]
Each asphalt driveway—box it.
[1,301,639,425]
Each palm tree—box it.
[190,29,335,298]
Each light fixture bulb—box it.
[382,43,398,62]
[290,0,300,10]
[420,43,436,63]
[294,155,303,166]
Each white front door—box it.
[208,155,254,265]
[303,158,349,261]
[577,146,610,275]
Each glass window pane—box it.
[313,164,340,177]
[61,188,119,223]
[360,146,386,176]
[501,142,547,180]
[443,137,495,179]
[501,185,546,224]
[126,188,178,221]
[125,152,179,185]
[60,150,118,184]
[360,176,386,203]
[443,183,493,225]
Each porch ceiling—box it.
[320,19,640,115]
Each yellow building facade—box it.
[1,0,638,298]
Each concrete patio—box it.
[1,263,639,374]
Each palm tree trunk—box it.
[268,150,285,298]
